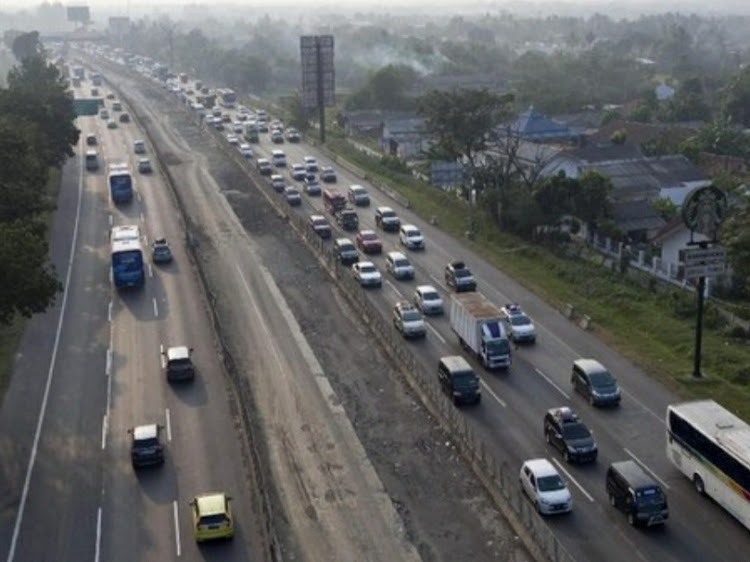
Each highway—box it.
[0,80,268,560]
[173,76,750,560]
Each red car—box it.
[356,230,382,254]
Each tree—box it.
[11,31,42,62]
[0,116,51,221]
[1,55,79,167]
[720,194,750,296]
[346,64,417,110]
[574,171,613,231]
[418,88,514,170]
[0,219,62,324]
[723,66,750,127]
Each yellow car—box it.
[190,492,234,542]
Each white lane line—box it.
[552,458,594,502]
[152,298,158,317]
[165,408,172,442]
[147,263,153,278]
[480,380,506,408]
[426,322,446,344]
[624,448,670,490]
[172,501,181,557]
[139,212,144,222]
[107,300,112,322]
[160,344,166,369]
[620,389,664,425]
[101,415,107,449]
[7,135,85,562]
[105,349,112,377]
[143,235,148,247]
[108,214,112,226]
[429,274,444,289]
[95,507,102,562]
[534,368,570,399]
[386,280,402,297]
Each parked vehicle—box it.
[449,293,511,370]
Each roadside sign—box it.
[682,247,726,266]
[684,262,726,280]
[73,98,101,116]
[300,35,335,109]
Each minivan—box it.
[385,251,415,280]
[271,149,287,167]
[571,358,621,407]
[606,460,668,527]
[438,356,481,406]
[333,238,359,266]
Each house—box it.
[340,110,414,138]
[593,119,698,149]
[381,117,430,161]
[504,106,573,142]
[611,199,666,243]
[651,216,708,276]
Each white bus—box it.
[666,399,750,529]
[217,88,237,109]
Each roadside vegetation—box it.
[0,32,78,392]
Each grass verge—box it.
[326,134,750,420]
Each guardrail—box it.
[118,74,575,562]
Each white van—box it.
[271,149,287,167]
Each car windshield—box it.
[452,372,476,387]
[561,423,591,440]
[134,437,159,448]
[313,219,327,227]
[352,188,365,195]
[589,371,614,387]
[510,314,531,326]
[199,514,229,527]
[362,233,377,241]
[455,269,471,278]
[487,339,510,354]
[537,475,566,492]
[395,259,410,268]
[402,310,421,321]
[339,243,355,252]
[636,487,665,506]
[408,231,421,238]
[383,210,396,218]
[360,265,376,274]
[423,292,440,302]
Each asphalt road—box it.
[208,88,750,560]
[0,81,268,561]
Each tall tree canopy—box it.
[418,88,514,169]
[11,31,42,62]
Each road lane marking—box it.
[101,415,107,449]
[173,501,181,557]
[160,344,166,369]
[552,458,594,502]
[480,380,506,408]
[534,368,570,399]
[139,212,144,222]
[147,263,153,278]
[152,298,158,317]
[385,280,402,297]
[107,301,112,322]
[624,448,670,490]
[95,507,102,562]
[108,213,112,226]
[105,349,112,377]
[429,274,444,289]
[426,322,445,344]
[165,408,172,441]
[7,133,86,562]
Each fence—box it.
[145,87,575,562]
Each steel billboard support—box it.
[316,38,326,143]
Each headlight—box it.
[452,391,461,396]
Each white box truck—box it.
[450,293,512,370]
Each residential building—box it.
[381,117,430,160]
[504,106,574,142]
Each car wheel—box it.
[535,500,542,515]
[693,474,706,496]
[628,513,636,527]
[589,394,596,406]
[564,450,571,463]
[545,432,551,444]
[609,493,616,507]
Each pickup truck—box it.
[450,292,511,370]
[445,261,477,292]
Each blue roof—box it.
[508,106,571,140]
